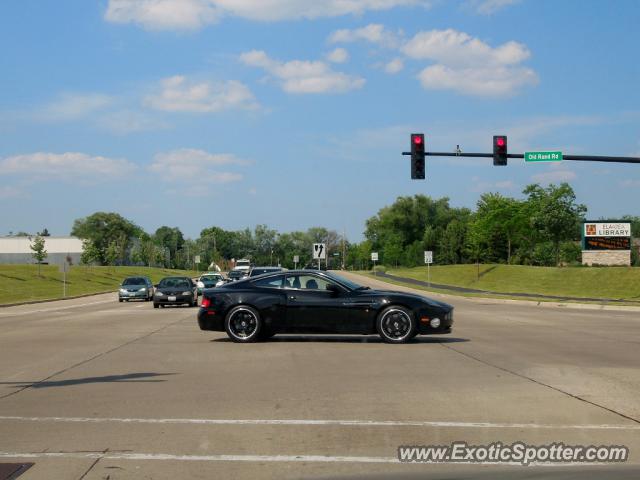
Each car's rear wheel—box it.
[153,303,159,308]
[119,298,123,303]
[225,306,262,343]
[376,306,415,344]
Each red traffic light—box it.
[413,136,423,145]
[496,137,505,147]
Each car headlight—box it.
[155,291,164,296]
[139,287,146,292]
[119,288,127,293]
[197,282,204,288]
[182,291,192,296]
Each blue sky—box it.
[1,0,639,241]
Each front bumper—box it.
[119,291,148,299]
[417,308,454,334]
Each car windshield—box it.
[122,277,146,286]
[158,278,190,288]
[323,271,363,291]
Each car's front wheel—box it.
[376,306,416,344]
[225,306,262,343]
[153,303,159,309]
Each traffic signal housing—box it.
[493,135,508,166]
[411,133,425,179]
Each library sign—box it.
[583,222,631,251]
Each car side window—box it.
[252,275,284,288]
[285,274,335,291]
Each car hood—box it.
[366,289,452,309]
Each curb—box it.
[0,290,115,308]
[346,272,640,313]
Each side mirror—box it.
[326,284,341,296]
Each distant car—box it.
[119,276,154,302]
[303,262,327,271]
[154,276,198,308]
[228,269,248,281]
[198,270,453,343]
[234,258,252,274]
[196,273,224,293]
[249,267,284,277]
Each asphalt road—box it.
[0,272,638,479]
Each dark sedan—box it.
[198,270,453,343]
[154,276,198,308]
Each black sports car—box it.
[198,270,453,343]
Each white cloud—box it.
[465,0,520,15]
[403,29,530,67]
[384,58,404,74]
[240,50,365,94]
[105,0,220,30]
[530,169,576,184]
[0,152,135,179]
[36,93,113,121]
[328,23,402,48]
[418,64,537,96]
[105,0,428,30]
[326,47,349,64]
[96,110,170,134]
[149,148,245,185]
[401,29,537,96]
[471,177,516,192]
[620,179,640,188]
[144,75,257,112]
[0,186,26,199]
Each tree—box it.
[71,212,142,265]
[153,226,185,268]
[105,241,119,267]
[38,228,50,236]
[30,235,47,276]
[523,183,587,266]
[81,239,101,266]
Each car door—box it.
[284,273,349,333]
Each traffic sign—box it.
[293,255,299,263]
[194,255,201,264]
[371,252,379,261]
[525,151,563,162]
[312,243,326,260]
[424,251,433,264]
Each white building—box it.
[0,236,83,265]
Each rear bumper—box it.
[198,308,224,331]
[154,294,194,305]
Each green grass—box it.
[0,265,199,305]
[375,264,640,302]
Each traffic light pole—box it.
[402,152,640,164]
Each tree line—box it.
[70,182,640,270]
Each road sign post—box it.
[58,262,67,297]
[424,251,433,287]
[371,252,379,274]
[313,244,326,271]
[293,255,299,269]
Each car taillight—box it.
[201,297,211,308]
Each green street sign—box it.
[525,151,563,162]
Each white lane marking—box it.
[0,451,615,466]
[0,415,638,430]
[0,299,115,317]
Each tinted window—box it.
[159,278,191,288]
[252,275,284,288]
[123,277,146,286]
[284,274,335,291]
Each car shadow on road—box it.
[0,372,177,389]
[212,336,469,344]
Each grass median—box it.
[365,264,640,303]
[0,265,200,305]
